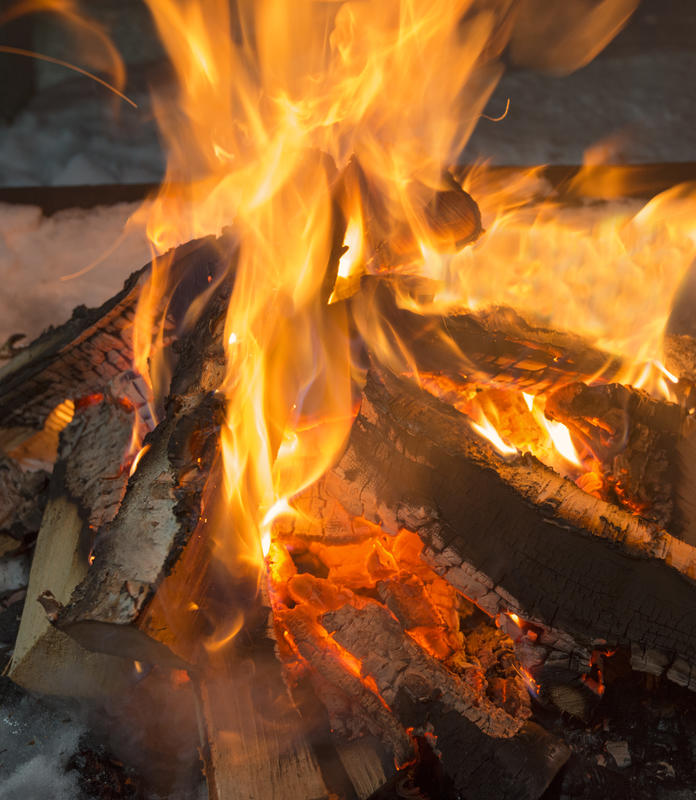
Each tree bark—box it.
[0,233,230,457]
[54,275,232,666]
[545,381,684,529]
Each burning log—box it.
[335,156,483,272]
[544,381,684,529]
[351,277,628,396]
[324,600,567,800]
[0,233,229,457]
[278,591,568,800]
[53,276,232,666]
[320,367,696,696]
[270,502,568,798]
[8,388,136,697]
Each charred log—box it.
[53,274,233,666]
[545,381,684,529]
[0,234,231,454]
[321,367,696,694]
[350,277,627,396]
[305,599,567,800]
[335,157,482,274]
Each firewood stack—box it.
[2,166,696,800]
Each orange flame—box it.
[119,0,664,650]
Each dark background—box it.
[0,0,694,188]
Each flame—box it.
[129,0,515,652]
[106,0,663,651]
[539,417,581,468]
[128,443,150,478]
[470,412,518,457]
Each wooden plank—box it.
[9,393,134,697]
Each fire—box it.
[128,0,536,650]
[470,412,518,457]
[539,417,581,468]
[23,0,696,649]
[129,0,696,651]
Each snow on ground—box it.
[0,68,164,188]
[0,202,151,344]
[0,679,85,800]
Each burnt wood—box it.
[53,270,233,665]
[0,233,230,451]
[350,278,627,395]
[322,367,696,691]
[545,381,684,529]
[9,390,135,697]
[319,600,568,800]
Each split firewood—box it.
[9,386,137,697]
[0,233,229,457]
[545,381,684,529]
[320,367,696,695]
[195,582,330,800]
[53,275,232,666]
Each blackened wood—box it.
[350,278,626,395]
[323,367,696,690]
[54,273,232,665]
[321,600,567,800]
[545,381,683,528]
[0,456,49,542]
[0,233,228,450]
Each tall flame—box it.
[123,0,686,647]
[131,0,527,625]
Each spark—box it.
[480,97,510,123]
[0,45,137,108]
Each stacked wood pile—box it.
[2,166,696,800]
